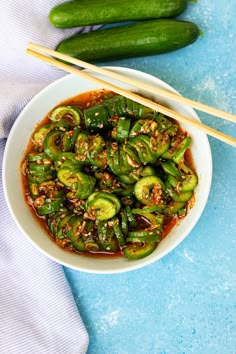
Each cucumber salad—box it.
[21,90,198,260]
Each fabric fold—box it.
[0,1,101,352]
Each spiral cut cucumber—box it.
[22,92,198,260]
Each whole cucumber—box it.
[56,20,200,62]
[49,0,187,28]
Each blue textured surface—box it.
[64,1,236,353]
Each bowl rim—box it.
[2,67,212,274]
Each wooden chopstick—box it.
[28,42,236,124]
[26,45,236,147]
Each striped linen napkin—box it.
[0,1,100,353]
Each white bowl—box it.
[2,67,212,274]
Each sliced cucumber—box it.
[161,160,181,178]
[37,199,64,216]
[84,104,111,132]
[97,221,119,251]
[44,130,64,160]
[67,216,86,251]
[123,242,157,260]
[168,188,193,202]
[86,192,120,220]
[116,117,131,143]
[134,176,165,205]
[33,122,69,149]
[50,105,81,126]
[57,168,96,199]
[113,218,126,246]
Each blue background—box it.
[64,1,236,353]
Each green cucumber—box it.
[161,160,181,178]
[96,192,121,213]
[49,105,81,126]
[112,218,126,247]
[97,221,118,252]
[129,135,156,164]
[28,172,56,185]
[33,122,69,149]
[116,117,131,143]
[149,133,170,158]
[126,236,160,243]
[37,199,64,216]
[132,206,162,214]
[134,176,165,205]
[44,130,64,160]
[57,167,82,188]
[27,152,49,162]
[86,192,120,220]
[66,216,86,251]
[120,209,129,235]
[56,214,73,239]
[128,230,161,239]
[84,105,111,132]
[28,162,52,174]
[88,150,107,169]
[123,242,157,260]
[57,168,96,199]
[163,201,185,214]
[47,210,68,236]
[123,145,141,169]
[163,136,191,161]
[88,134,104,158]
[173,137,192,163]
[129,119,158,137]
[125,205,136,229]
[179,174,198,192]
[140,166,156,177]
[28,182,39,197]
[179,163,198,191]
[118,174,137,185]
[168,188,193,202]
[49,0,187,28]
[55,152,84,170]
[56,20,199,62]
[69,216,87,251]
[166,168,198,192]
[61,131,73,152]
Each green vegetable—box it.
[125,206,137,228]
[162,136,191,162]
[123,242,158,260]
[49,0,188,28]
[27,152,49,161]
[56,20,200,62]
[161,160,181,178]
[23,90,199,261]
[37,199,64,216]
[97,221,118,252]
[134,176,165,205]
[57,168,96,199]
[115,117,131,143]
[50,106,81,126]
[33,122,69,149]
[86,192,121,220]
[44,130,64,160]
[113,218,126,247]
[54,152,84,170]
[67,216,88,251]
[84,104,112,132]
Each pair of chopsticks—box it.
[26,42,236,147]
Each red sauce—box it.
[21,89,196,258]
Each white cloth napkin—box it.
[0,1,101,353]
